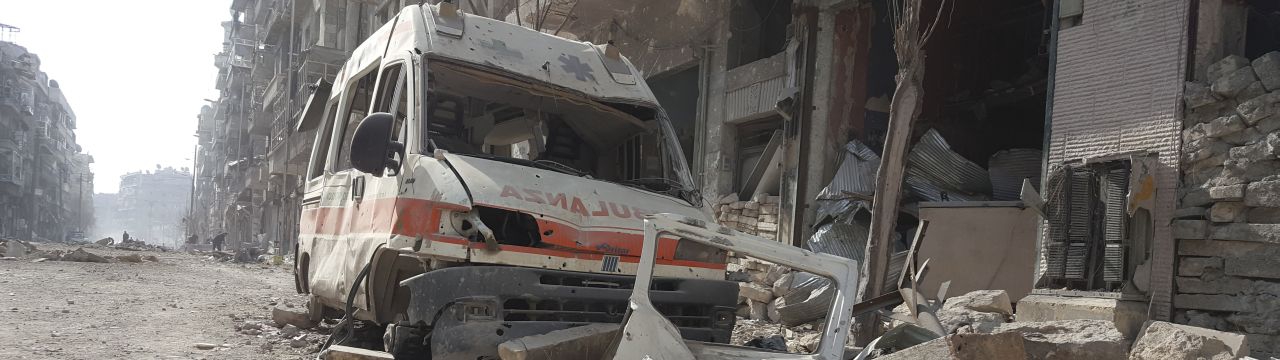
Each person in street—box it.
[187,234,199,244]
[122,231,131,243]
[211,232,227,252]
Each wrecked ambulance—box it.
[292,3,737,358]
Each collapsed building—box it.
[113,167,192,247]
[0,40,94,242]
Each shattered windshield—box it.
[421,61,699,204]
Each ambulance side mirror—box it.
[350,112,404,177]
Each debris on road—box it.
[59,248,111,263]
[193,343,218,350]
[325,345,395,360]
[272,303,316,329]
[1129,321,1249,360]
[497,323,619,360]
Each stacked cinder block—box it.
[1175,52,1280,357]
[726,257,790,321]
[715,195,782,241]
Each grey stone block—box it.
[1204,114,1247,138]
[1210,201,1248,223]
[1255,51,1280,91]
[1213,223,1251,241]
[1215,66,1261,98]
[1179,239,1279,258]
[1187,101,1232,126]
[1237,92,1280,125]
[1220,126,1264,146]
[1186,81,1222,108]
[1175,294,1252,312]
[1241,81,1268,101]
[1229,133,1280,161]
[1258,114,1280,134]
[1228,313,1280,336]
[1208,55,1251,83]
[1210,184,1247,201]
[1186,140,1233,163]
[1226,255,1280,279]
[1173,207,1207,220]
[1247,180,1280,207]
[1174,220,1209,240]
[1183,188,1214,208]
[1176,276,1251,295]
[1178,256,1224,277]
[1224,159,1279,183]
[1248,207,1280,223]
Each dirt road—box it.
[0,243,322,360]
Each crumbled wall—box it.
[1175,51,1280,357]
[715,196,782,240]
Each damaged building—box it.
[184,0,1280,356]
[115,167,192,247]
[0,40,94,242]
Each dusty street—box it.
[0,243,322,360]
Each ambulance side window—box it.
[308,101,339,180]
[372,63,407,176]
[334,70,378,171]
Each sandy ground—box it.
[0,243,322,360]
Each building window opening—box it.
[1041,159,1151,294]
[727,0,793,69]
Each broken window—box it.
[734,117,783,197]
[1041,160,1150,292]
[331,66,380,172]
[420,61,698,203]
[727,0,793,69]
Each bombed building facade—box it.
[180,0,1280,355]
[0,40,94,242]
[114,167,192,246]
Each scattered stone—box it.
[240,328,262,336]
[748,300,768,321]
[1254,51,1280,91]
[771,272,795,298]
[115,254,143,263]
[944,290,1013,316]
[743,335,787,351]
[289,337,309,348]
[993,320,1130,360]
[60,248,110,263]
[143,255,159,262]
[279,324,300,338]
[1213,66,1259,98]
[272,304,316,329]
[738,282,773,303]
[1129,321,1249,360]
[1208,55,1251,83]
[194,343,217,350]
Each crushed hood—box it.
[443,153,710,257]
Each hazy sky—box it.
[3,0,230,193]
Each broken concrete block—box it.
[1209,202,1247,223]
[1203,114,1244,137]
[115,254,144,263]
[1208,55,1252,83]
[1237,92,1280,125]
[60,248,110,263]
[876,332,1029,360]
[738,282,773,303]
[1186,81,1222,108]
[994,320,1130,360]
[1247,180,1280,207]
[1214,66,1260,98]
[271,304,316,329]
[1177,256,1223,276]
[1175,294,1252,312]
[943,290,1014,316]
[771,272,794,298]
[1209,184,1247,200]
[1255,51,1280,91]
[496,324,618,360]
[1173,220,1208,240]
[1129,321,1249,360]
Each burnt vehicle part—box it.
[399,266,737,359]
[605,214,862,359]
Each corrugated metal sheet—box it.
[817,140,880,200]
[904,129,992,202]
[1046,0,1189,320]
[725,75,789,121]
[989,149,1044,201]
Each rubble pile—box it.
[227,302,327,353]
[1177,51,1280,357]
[0,240,159,264]
[715,195,782,240]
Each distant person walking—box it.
[211,232,227,252]
[122,231,131,243]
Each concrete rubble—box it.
[1179,51,1280,358]
[1129,321,1249,360]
